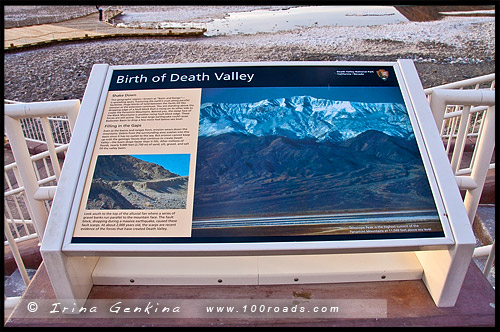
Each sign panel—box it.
[73,88,201,239]
[65,62,454,252]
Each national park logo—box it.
[376,69,389,81]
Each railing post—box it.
[40,117,62,180]
[463,105,495,223]
[450,105,471,173]
[4,217,31,286]
[483,241,495,276]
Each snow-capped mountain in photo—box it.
[193,95,434,220]
[199,95,413,143]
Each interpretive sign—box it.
[42,61,476,308]
[65,62,454,250]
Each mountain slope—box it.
[86,155,188,210]
[193,130,434,219]
[340,129,421,163]
[92,155,179,181]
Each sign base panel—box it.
[92,252,423,286]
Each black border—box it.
[71,231,446,244]
[108,65,400,90]
[72,63,446,245]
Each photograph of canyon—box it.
[86,154,190,210]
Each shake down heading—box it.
[116,71,255,84]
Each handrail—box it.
[424,73,495,95]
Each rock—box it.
[4,269,37,297]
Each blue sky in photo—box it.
[130,154,190,177]
[201,86,406,104]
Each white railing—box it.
[5,99,72,145]
[4,161,39,243]
[19,117,73,146]
[426,76,495,278]
[4,99,80,305]
[4,144,72,243]
[424,74,495,176]
[4,99,79,237]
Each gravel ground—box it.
[3,5,293,27]
[114,5,295,24]
[3,6,495,102]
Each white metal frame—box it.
[61,61,455,254]
[41,60,476,308]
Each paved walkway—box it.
[4,12,206,50]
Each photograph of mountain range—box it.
[191,87,443,238]
[86,154,189,210]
